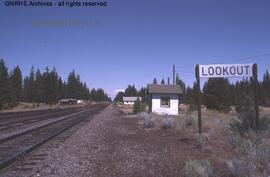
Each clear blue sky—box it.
[1,0,270,98]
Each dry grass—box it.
[178,108,270,176]
[116,103,134,114]
[185,159,213,177]
[120,105,270,176]
[118,104,270,176]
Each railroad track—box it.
[0,103,108,171]
[0,107,86,131]
[0,107,83,119]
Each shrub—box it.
[133,99,145,113]
[138,112,155,128]
[185,114,197,128]
[229,94,265,135]
[227,139,270,177]
[194,134,207,148]
[225,130,241,149]
[233,95,270,133]
[239,139,270,163]
[160,116,176,129]
[185,159,213,177]
[137,112,147,117]
[226,158,257,177]
[230,115,270,136]
[258,116,270,131]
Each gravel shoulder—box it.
[2,104,233,177]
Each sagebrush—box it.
[185,159,213,177]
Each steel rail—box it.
[0,103,108,171]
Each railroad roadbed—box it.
[0,104,107,176]
[1,104,233,177]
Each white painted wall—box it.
[151,93,179,115]
[124,101,135,105]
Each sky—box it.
[0,0,270,99]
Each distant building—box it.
[59,98,78,105]
[123,97,141,105]
[147,84,183,115]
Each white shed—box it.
[147,84,183,115]
[123,97,141,105]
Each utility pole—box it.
[173,64,175,85]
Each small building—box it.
[123,97,141,105]
[147,84,183,115]
[59,98,78,105]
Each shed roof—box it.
[147,84,183,94]
[123,97,141,102]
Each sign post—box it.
[195,64,202,134]
[195,63,259,134]
[253,64,259,133]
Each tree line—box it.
[114,84,147,102]
[0,58,110,110]
[154,71,270,112]
[114,70,270,113]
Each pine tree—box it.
[10,66,22,102]
[41,67,50,103]
[153,78,158,84]
[0,59,10,109]
[262,70,270,106]
[33,69,43,102]
[82,82,90,100]
[24,66,35,102]
[175,73,186,93]
[114,91,125,102]
[57,77,63,100]
[185,83,198,110]
[175,73,186,103]
[47,67,59,104]
[138,87,147,102]
[90,88,97,101]
[124,84,137,96]
[61,81,68,98]
[96,88,106,101]
[161,78,165,84]
[203,78,231,112]
[234,79,253,112]
[90,88,110,101]
[67,70,80,99]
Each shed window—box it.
[160,96,170,108]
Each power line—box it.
[175,52,270,67]
[173,52,270,82]
[207,52,270,64]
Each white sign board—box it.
[199,64,253,78]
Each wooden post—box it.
[195,64,202,134]
[173,64,175,85]
[253,64,259,134]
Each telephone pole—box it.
[173,64,175,85]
